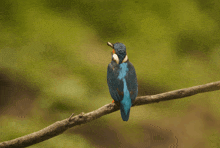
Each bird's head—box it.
[107,42,128,64]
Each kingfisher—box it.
[107,42,138,121]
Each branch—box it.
[1,81,220,148]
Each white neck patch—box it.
[112,54,128,64]
[122,55,128,63]
[112,54,119,64]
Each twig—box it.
[1,81,220,148]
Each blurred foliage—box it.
[0,0,220,147]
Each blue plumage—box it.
[107,42,138,121]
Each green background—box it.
[0,0,220,147]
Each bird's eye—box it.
[112,49,115,54]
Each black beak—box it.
[107,42,114,48]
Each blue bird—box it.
[107,42,138,121]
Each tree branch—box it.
[1,81,220,148]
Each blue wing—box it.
[107,61,124,101]
[125,61,138,101]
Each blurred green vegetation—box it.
[1,0,220,147]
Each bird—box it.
[107,42,138,121]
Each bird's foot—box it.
[112,100,114,103]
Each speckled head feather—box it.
[113,42,127,64]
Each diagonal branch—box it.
[1,81,220,148]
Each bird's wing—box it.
[125,61,138,100]
[107,62,124,101]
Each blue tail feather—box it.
[120,104,131,121]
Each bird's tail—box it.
[120,104,131,121]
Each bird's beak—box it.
[107,42,114,48]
